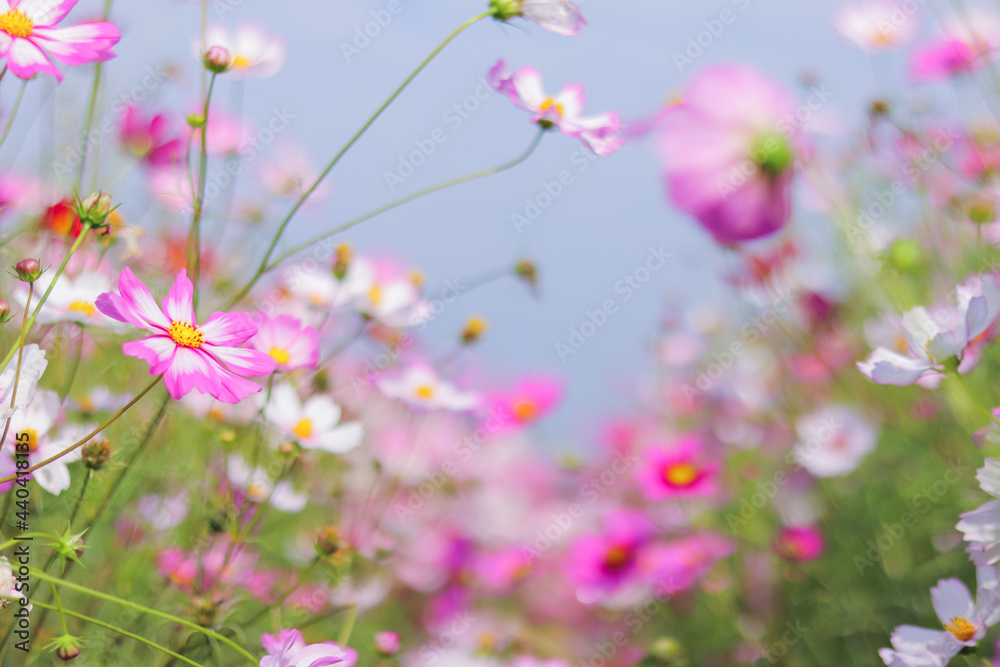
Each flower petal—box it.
[200,311,258,346]
[161,269,195,324]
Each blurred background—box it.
[1,0,916,447]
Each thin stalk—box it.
[31,570,257,665]
[68,470,91,527]
[189,72,218,311]
[0,230,88,375]
[337,604,358,646]
[31,601,207,667]
[265,128,546,273]
[0,376,162,485]
[230,11,492,305]
[0,80,26,150]
[0,282,32,454]
[48,582,70,636]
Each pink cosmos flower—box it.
[488,375,562,429]
[0,0,121,82]
[773,526,825,562]
[911,10,1000,81]
[488,60,622,156]
[567,510,654,592]
[96,268,276,403]
[658,65,797,243]
[260,629,357,667]
[373,631,399,656]
[636,436,718,500]
[639,532,733,593]
[833,2,918,51]
[249,314,319,372]
[119,107,183,168]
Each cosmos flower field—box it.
[4,0,1000,665]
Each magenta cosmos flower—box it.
[773,526,825,563]
[488,60,622,156]
[96,268,276,403]
[567,510,654,592]
[658,65,798,243]
[0,0,120,82]
[636,436,718,500]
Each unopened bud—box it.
[78,191,116,230]
[82,439,111,470]
[0,301,10,323]
[375,631,400,656]
[514,260,537,287]
[333,244,352,279]
[316,525,342,556]
[203,46,232,73]
[57,645,80,661]
[13,258,42,283]
[461,316,488,345]
[187,114,206,129]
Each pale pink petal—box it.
[16,0,76,25]
[205,345,277,377]
[200,311,258,346]
[122,336,177,374]
[163,348,221,399]
[161,270,195,324]
[213,367,263,404]
[511,66,547,110]
[6,37,61,81]
[31,23,120,66]
[105,267,172,331]
[0,32,11,57]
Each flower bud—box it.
[374,631,400,656]
[77,192,116,230]
[489,0,523,22]
[0,301,11,323]
[514,260,537,287]
[187,114,206,128]
[57,644,81,661]
[461,316,488,345]
[203,46,232,73]
[333,244,352,280]
[887,238,925,273]
[316,525,341,556]
[82,439,111,470]
[13,258,42,283]
[49,635,83,661]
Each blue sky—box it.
[2,0,944,449]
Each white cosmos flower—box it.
[793,404,878,477]
[227,455,306,513]
[377,366,479,412]
[518,0,587,36]
[199,24,285,78]
[4,391,86,495]
[834,1,919,51]
[263,383,364,454]
[0,557,30,611]
[959,459,1000,565]
[880,566,1000,665]
[16,271,122,328]
[0,344,47,423]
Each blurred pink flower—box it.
[96,268,276,402]
[636,436,718,500]
[658,65,797,243]
[833,2,918,51]
[0,0,120,82]
[249,314,319,372]
[200,24,285,78]
[120,107,183,168]
[639,532,733,593]
[773,526,825,562]
[489,375,562,429]
[567,510,654,592]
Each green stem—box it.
[68,470,91,527]
[230,11,491,306]
[0,376,162,485]
[31,601,207,667]
[0,231,88,376]
[48,582,69,636]
[265,128,546,273]
[190,72,217,312]
[59,324,84,399]
[337,604,358,646]
[0,80,26,151]
[30,570,257,665]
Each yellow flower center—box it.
[247,481,268,502]
[21,428,38,453]
[68,301,96,317]
[0,10,33,39]
[293,418,312,440]
[269,347,290,365]
[369,285,382,305]
[168,320,204,349]
[945,616,976,642]
[540,97,565,117]
[664,463,699,487]
[231,55,250,69]
[415,385,434,400]
[512,399,538,422]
